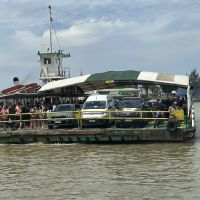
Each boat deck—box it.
[0,123,195,144]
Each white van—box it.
[81,94,115,127]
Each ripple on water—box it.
[0,102,199,199]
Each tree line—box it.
[189,68,200,97]
[189,68,200,89]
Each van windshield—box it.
[55,104,75,112]
[120,100,141,109]
[83,101,106,109]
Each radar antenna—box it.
[48,5,53,53]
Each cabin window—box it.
[44,58,51,64]
[58,66,61,76]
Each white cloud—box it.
[14,31,40,49]
[49,19,127,47]
[42,15,171,48]
[42,12,192,48]
[0,0,200,90]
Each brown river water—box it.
[0,103,200,200]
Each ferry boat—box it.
[0,6,196,144]
[0,69,196,144]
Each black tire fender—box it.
[166,119,177,132]
[48,125,53,129]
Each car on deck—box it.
[115,98,147,128]
[48,104,78,129]
[81,94,115,128]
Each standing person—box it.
[52,103,56,111]
[9,104,16,129]
[15,103,22,129]
[21,105,31,128]
[30,105,40,129]
[153,111,161,128]
[40,102,47,128]
[0,105,9,130]
[168,102,178,113]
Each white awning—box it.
[39,70,190,93]
[137,71,189,86]
[39,74,91,92]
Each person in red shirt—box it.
[1,105,9,130]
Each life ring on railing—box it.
[166,119,177,132]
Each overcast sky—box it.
[0,0,200,90]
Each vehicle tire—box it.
[104,120,109,128]
[80,123,85,128]
[72,120,77,128]
[166,119,177,132]
[48,125,53,129]
[115,122,121,128]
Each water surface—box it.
[0,103,200,200]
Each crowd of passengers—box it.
[142,97,187,115]
[0,101,58,130]
[0,96,187,130]
[143,97,187,128]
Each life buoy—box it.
[166,119,177,132]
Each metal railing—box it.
[0,109,190,130]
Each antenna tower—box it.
[37,5,71,85]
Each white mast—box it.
[48,5,53,53]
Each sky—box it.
[0,0,200,90]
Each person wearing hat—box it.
[169,102,178,113]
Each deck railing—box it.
[0,109,190,130]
